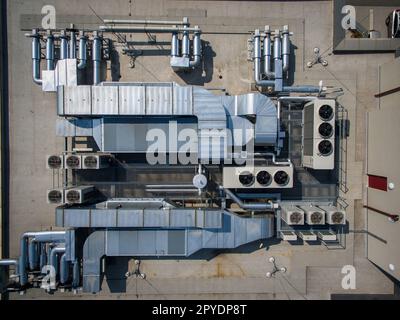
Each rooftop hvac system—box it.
[318,205,346,225]
[280,231,297,241]
[64,154,82,170]
[222,165,293,189]
[298,231,317,241]
[280,205,305,225]
[46,155,64,169]
[82,154,112,169]
[299,205,326,225]
[47,189,64,204]
[65,186,95,204]
[302,99,335,170]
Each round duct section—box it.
[318,104,333,121]
[274,170,289,186]
[318,140,333,156]
[318,122,333,138]
[239,171,255,187]
[256,170,272,186]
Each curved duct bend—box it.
[170,26,202,71]
[189,28,202,68]
[253,29,275,87]
[19,231,66,286]
[49,246,65,278]
[263,26,274,79]
[28,29,42,85]
[0,259,19,279]
[77,31,88,69]
[222,187,275,211]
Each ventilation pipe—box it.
[39,243,47,271]
[50,246,65,277]
[253,29,275,87]
[263,26,274,79]
[28,240,39,270]
[18,231,66,286]
[0,259,19,279]
[189,27,201,67]
[171,32,179,57]
[182,28,190,58]
[60,254,70,285]
[78,31,88,69]
[170,26,202,71]
[221,187,275,211]
[45,30,55,70]
[59,30,69,60]
[69,30,76,59]
[29,29,42,85]
[92,31,102,85]
[282,25,290,72]
[72,260,80,288]
[103,17,189,26]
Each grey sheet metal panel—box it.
[64,229,76,262]
[143,209,169,227]
[173,85,193,114]
[193,87,226,130]
[116,209,144,227]
[169,209,196,227]
[146,84,173,115]
[118,85,145,114]
[56,118,76,137]
[64,85,91,115]
[90,209,117,227]
[42,70,56,92]
[92,86,119,115]
[64,209,90,227]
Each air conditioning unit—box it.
[302,99,335,170]
[280,231,297,241]
[222,165,293,188]
[318,205,346,225]
[64,154,82,169]
[82,154,112,169]
[281,205,305,225]
[65,186,95,204]
[299,205,326,225]
[298,231,317,241]
[46,155,64,170]
[47,189,64,204]
[317,230,337,241]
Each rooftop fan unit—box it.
[47,189,64,204]
[64,154,82,170]
[65,186,95,204]
[299,205,326,225]
[281,205,305,225]
[302,99,335,170]
[46,155,64,170]
[318,205,346,225]
[82,154,112,169]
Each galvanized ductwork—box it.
[92,31,102,85]
[170,26,202,71]
[77,31,88,69]
[28,29,42,85]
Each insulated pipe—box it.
[273,32,281,61]
[45,31,55,70]
[253,152,292,165]
[103,18,189,26]
[59,30,69,60]
[189,28,202,67]
[72,260,80,288]
[28,240,39,270]
[19,231,66,286]
[282,86,320,93]
[282,25,290,72]
[92,31,102,85]
[99,25,200,33]
[171,32,179,57]
[60,254,69,284]
[253,29,275,87]
[69,31,76,59]
[263,27,274,79]
[39,243,47,272]
[30,29,42,85]
[0,259,19,280]
[77,31,88,69]
[221,187,275,211]
[182,29,190,57]
[50,246,65,276]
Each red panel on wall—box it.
[368,175,387,191]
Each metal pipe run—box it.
[50,246,65,276]
[182,29,190,57]
[77,31,88,69]
[99,25,200,33]
[254,152,292,165]
[59,30,69,59]
[273,32,281,61]
[281,25,290,72]
[30,29,42,85]
[253,29,275,87]
[222,187,275,211]
[0,259,19,279]
[60,253,69,284]
[45,31,55,70]
[72,260,80,288]
[92,31,102,85]
[69,30,76,59]
[190,29,202,67]
[171,32,179,57]
[263,26,274,79]
[28,240,39,270]
[103,18,189,26]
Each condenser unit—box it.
[64,154,82,169]
[318,205,346,225]
[46,155,64,170]
[280,205,305,225]
[302,99,335,170]
[317,230,337,241]
[298,231,317,241]
[47,189,64,204]
[299,205,326,225]
[65,186,95,204]
[82,154,112,169]
[222,165,293,189]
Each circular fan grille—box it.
[331,211,344,224]
[319,105,333,120]
[48,156,62,169]
[239,171,255,187]
[256,171,271,186]
[310,212,323,224]
[84,156,98,169]
[66,190,80,203]
[48,190,62,203]
[318,123,333,138]
[290,211,303,224]
[274,170,289,186]
[66,156,80,168]
[318,140,333,156]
